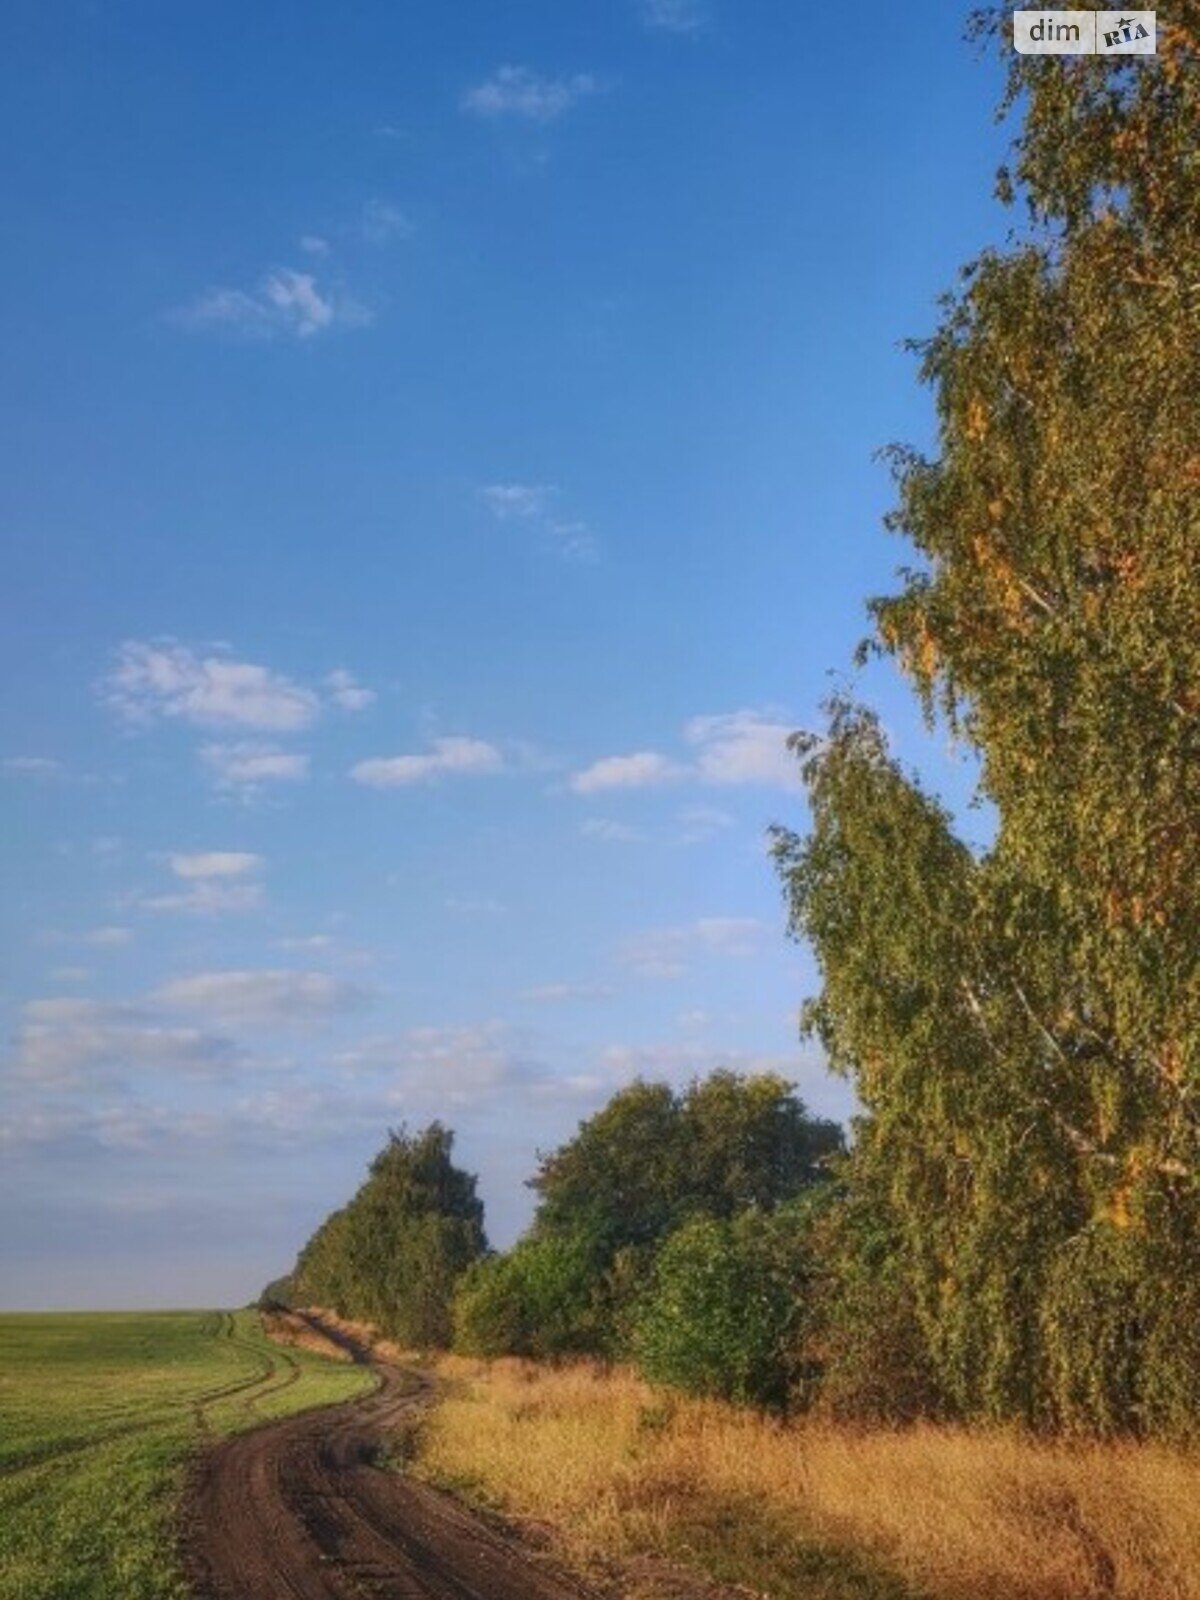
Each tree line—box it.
[268,7,1200,1441]
[267,1074,846,1413]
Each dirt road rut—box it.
[182,1318,594,1600]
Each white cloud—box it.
[167,851,262,880]
[335,1023,600,1113]
[686,710,798,788]
[4,756,61,778]
[351,737,503,788]
[674,804,735,845]
[580,817,645,843]
[299,234,330,256]
[276,934,335,953]
[569,751,685,795]
[174,268,370,340]
[517,982,616,1003]
[480,484,599,563]
[600,1042,799,1090]
[480,483,555,520]
[9,999,238,1091]
[690,916,764,954]
[325,669,375,711]
[82,926,133,948]
[461,66,600,123]
[138,886,263,916]
[154,969,370,1026]
[199,742,311,793]
[639,0,710,33]
[263,271,336,334]
[570,712,798,798]
[50,967,92,985]
[361,199,412,243]
[546,520,598,563]
[103,642,319,732]
[620,916,764,979]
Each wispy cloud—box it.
[4,756,61,779]
[166,851,262,880]
[620,916,764,979]
[335,1022,602,1112]
[600,1042,798,1090]
[479,483,598,563]
[461,66,601,123]
[517,982,616,1003]
[360,199,412,243]
[82,926,133,948]
[132,851,266,916]
[154,969,371,1027]
[299,234,330,257]
[638,0,710,34]
[8,998,238,1091]
[173,268,370,341]
[444,895,507,916]
[480,483,555,520]
[199,742,311,794]
[674,804,735,845]
[351,737,504,789]
[569,711,799,795]
[569,751,685,795]
[103,642,320,732]
[325,668,375,711]
[686,710,798,787]
[580,817,646,843]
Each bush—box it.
[633,1205,818,1409]
[454,1233,604,1359]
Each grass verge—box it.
[414,1354,1200,1600]
[0,1308,373,1600]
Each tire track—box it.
[182,1315,596,1600]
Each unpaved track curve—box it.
[182,1317,595,1600]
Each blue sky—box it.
[1,0,1010,1309]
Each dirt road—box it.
[182,1316,594,1600]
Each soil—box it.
[181,1313,599,1600]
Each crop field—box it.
[0,1309,374,1600]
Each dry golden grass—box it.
[298,1307,413,1365]
[417,1355,1200,1600]
[261,1307,356,1363]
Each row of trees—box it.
[281,1123,486,1348]
[270,1075,846,1412]
[270,7,1200,1440]
[765,4,1200,1436]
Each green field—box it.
[0,1309,374,1600]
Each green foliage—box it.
[454,1233,604,1359]
[291,1123,486,1348]
[634,1203,821,1409]
[773,9,1200,1437]
[805,1147,944,1425]
[449,1072,842,1372]
[0,1310,370,1600]
[527,1071,842,1356]
[532,1071,843,1243]
[1040,1223,1200,1440]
